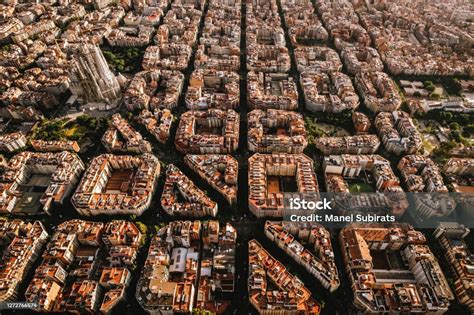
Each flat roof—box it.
[12,192,43,214]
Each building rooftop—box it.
[340,224,453,313]
[186,69,239,110]
[25,219,140,313]
[374,111,422,155]
[248,239,321,314]
[161,164,218,217]
[323,154,407,215]
[122,70,184,111]
[102,113,152,154]
[248,153,319,218]
[72,153,160,216]
[300,70,359,113]
[265,221,340,292]
[184,154,238,205]
[247,71,298,111]
[294,46,342,73]
[0,219,48,303]
[0,151,85,215]
[175,109,239,154]
[136,221,236,314]
[137,109,174,144]
[248,109,307,153]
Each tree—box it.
[443,78,462,95]
[136,221,148,235]
[126,47,140,59]
[463,124,474,137]
[450,130,462,143]
[103,50,126,72]
[424,81,435,92]
[449,122,460,130]
[76,115,98,131]
[99,117,109,129]
[430,92,440,99]
[441,111,453,121]
[76,115,88,125]
[441,141,456,151]
[452,79,461,93]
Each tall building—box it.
[434,223,474,313]
[68,44,121,105]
